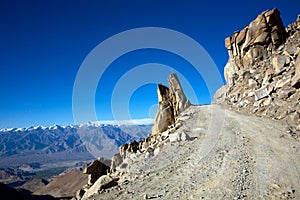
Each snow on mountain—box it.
[0,121,152,167]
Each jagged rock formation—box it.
[83,159,110,186]
[152,73,191,134]
[108,73,191,171]
[116,73,191,164]
[77,74,192,199]
[214,8,300,133]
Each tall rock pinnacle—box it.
[152,73,191,135]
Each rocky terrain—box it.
[79,104,300,200]
[70,9,300,200]
[214,8,300,134]
[1,8,299,200]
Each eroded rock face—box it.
[152,73,191,134]
[224,8,286,87]
[107,73,192,167]
[214,8,300,132]
[83,160,110,186]
[152,84,174,134]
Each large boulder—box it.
[83,160,109,186]
[81,175,118,200]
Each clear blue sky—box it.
[0,0,299,128]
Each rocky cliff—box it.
[214,8,300,134]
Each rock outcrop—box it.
[76,74,192,199]
[152,73,191,134]
[83,159,110,186]
[214,8,300,133]
[116,73,191,163]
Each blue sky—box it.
[0,0,299,128]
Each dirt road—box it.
[87,105,300,199]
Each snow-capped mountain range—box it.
[0,118,154,132]
[0,120,153,167]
